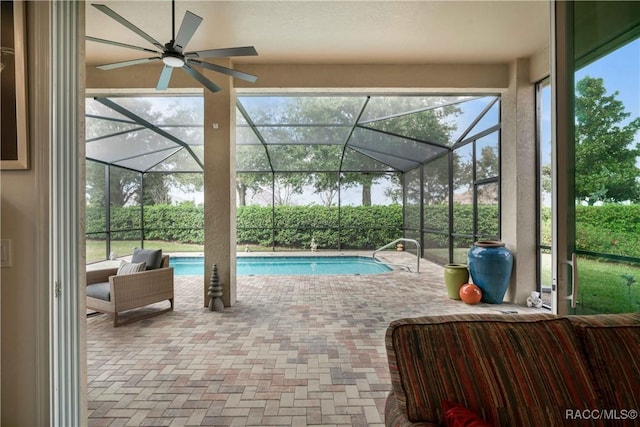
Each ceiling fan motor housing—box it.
[162,51,185,68]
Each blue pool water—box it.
[170,256,392,276]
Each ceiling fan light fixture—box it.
[162,53,185,67]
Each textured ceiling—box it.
[85,1,550,67]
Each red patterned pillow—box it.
[442,400,493,427]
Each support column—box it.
[204,59,237,307]
[500,58,538,305]
[49,1,86,424]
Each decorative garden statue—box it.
[208,264,224,312]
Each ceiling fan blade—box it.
[86,36,160,55]
[97,57,160,70]
[173,11,203,53]
[188,59,258,83]
[185,46,258,59]
[156,65,174,90]
[183,64,221,93]
[92,4,164,50]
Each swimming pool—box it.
[170,256,392,276]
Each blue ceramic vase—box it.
[467,240,513,304]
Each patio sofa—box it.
[385,312,640,426]
[86,251,174,327]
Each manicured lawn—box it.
[540,253,640,314]
[86,240,204,264]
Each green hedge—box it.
[237,205,403,249]
[87,203,640,258]
[575,205,640,258]
[539,205,640,258]
[87,204,403,249]
[87,204,204,243]
[85,203,501,248]
[425,204,499,236]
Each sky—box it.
[538,37,640,208]
[576,38,640,131]
[540,37,640,163]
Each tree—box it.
[160,99,205,198]
[85,161,141,207]
[86,160,107,208]
[312,172,339,207]
[422,153,450,205]
[236,173,270,206]
[282,97,359,206]
[236,144,272,206]
[273,173,308,205]
[284,96,462,206]
[142,173,171,205]
[575,76,640,205]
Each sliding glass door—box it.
[554,1,640,315]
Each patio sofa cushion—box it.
[385,314,600,426]
[117,260,146,275]
[568,313,640,411]
[131,248,163,270]
[86,282,110,301]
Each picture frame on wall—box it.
[1,0,29,170]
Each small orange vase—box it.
[459,283,482,305]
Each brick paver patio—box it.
[87,253,538,426]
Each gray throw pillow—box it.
[131,248,163,270]
[116,260,146,275]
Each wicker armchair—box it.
[86,255,174,327]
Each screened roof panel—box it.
[87,94,499,174]
[238,95,365,125]
[236,108,249,125]
[448,97,498,143]
[86,98,135,122]
[86,116,143,140]
[157,126,203,146]
[359,96,476,122]
[237,126,263,146]
[191,145,204,166]
[114,148,180,172]
[268,144,343,171]
[86,96,204,173]
[86,129,178,164]
[463,99,500,140]
[350,146,421,172]
[341,147,397,172]
[362,103,463,146]
[104,97,204,126]
[147,147,204,173]
[256,125,351,145]
[349,127,447,166]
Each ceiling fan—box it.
[86,0,258,93]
